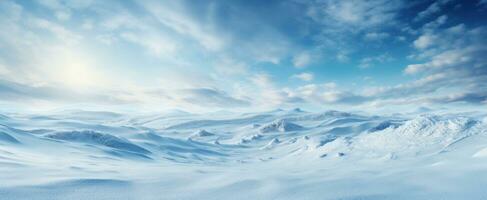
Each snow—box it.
[0,109,487,199]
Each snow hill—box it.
[0,109,486,199]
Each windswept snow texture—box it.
[1,110,487,200]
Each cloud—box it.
[422,15,448,31]
[0,3,111,90]
[364,32,390,41]
[292,52,312,68]
[292,72,314,81]
[138,1,226,51]
[414,0,454,22]
[170,88,251,108]
[302,0,405,66]
[320,91,369,104]
[407,24,486,74]
[400,22,487,105]
[284,21,487,107]
[0,79,136,105]
[405,46,481,74]
[336,51,350,62]
[249,74,304,107]
[29,17,82,45]
[293,83,368,105]
[120,32,178,57]
[428,93,487,104]
[413,34,436,49]
[359,53,393,68]
[0,77,251,110]
[306,0,403,30]
[213,58,249,76]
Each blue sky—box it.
[0,0,486,113]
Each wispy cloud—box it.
[414,0,454,22]
[292,72,314,81]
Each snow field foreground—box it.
[0,109,487,199]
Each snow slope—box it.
[0,109,487,199]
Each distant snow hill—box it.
[0,109,486,200]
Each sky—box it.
[0,0,486,113]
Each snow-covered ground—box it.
[1,109,487,200]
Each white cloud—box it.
[405,46,479,74]
[323,82,337,89]
[292,72,314,81]
[359,54,393,69]
[404,64,423,74]
[36,0,95,21]
[95,34,117,45]
[249,74,303,108]
[292,52,312,68]
[150,88,251,108]
[413,34,436,49]
[414,0,453,22]
[120,32,178,57]
[336,51,349,62]
[138,1,225,51]
[364,32,389,41]
[55,10,71,21]
[81,19,93,30]
[213,58,249,76]
[294,82,366,104]
[401,22,487,105]
[446,23,466,34]
[29,18,82,45]
[307,0,403,30]
[304,0,403,66]
[422,15,448,31]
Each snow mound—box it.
[292,108,303,112]
[321,110,352,118]
[191,129,215,137]
[260,119,303,133]
[45,130,150,155]
[289,108,306,113]
[240,134,263,144]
